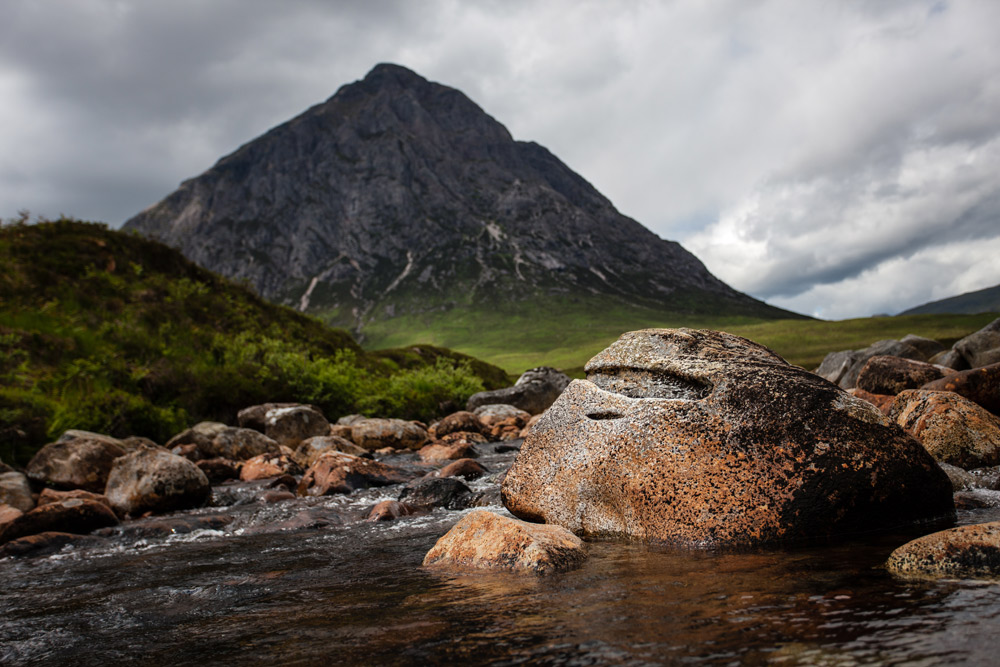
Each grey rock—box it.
[263,405,330,448]
[900,334,947,360]
[929,348,971,371]
[954,317,1000,369]
[105,445,211,517]
[938,462,978,491]
[123,64,790,337]
[0,472,35,513]
[25,438,126,492]
[466,366,571,414]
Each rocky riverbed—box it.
[5,325,1000,663]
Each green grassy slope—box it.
[363,296,997,375]
[0,219,508,465]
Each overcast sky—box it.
[2,1,998,319]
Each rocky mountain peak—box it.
[124,64,790,336]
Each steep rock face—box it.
[124,64,784,333]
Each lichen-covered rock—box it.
[889,390,1000,469]
[263,405,331,448]
[429,411,484,439]
[25,438,126,492]
[423,510,587,575]
[0,472,35,512]
[848,388,895,415]
[814,339,927,389]
[349,418,428,451]
[294,435,369,467]
[0,499,119,545]
[503,328,955,547]
[921,362,1000,416]
[954,318,1000,369]
[165,421,228,451]
[467,367,571,415]
[297,452,414,496]
[104,446,211,517]
[205,427,280,461]
[856,355,954,395]
[887,521,1000,579]
[237,402,306,432]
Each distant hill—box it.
[0,219,507,465]
[899,284,1000,316]
[124,63,802,346]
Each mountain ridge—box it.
[899,283,1000,316]
[124,63,800,337]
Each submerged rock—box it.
[423,510,587,575]
[502,328,954,547]
[0,498,119,544]
[887,521,1000,579]
[889,390,1000,469]
[399,477,472,510]
[104,446,211,517]
[25,438,125,492]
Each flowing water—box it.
[3,445,1000,665]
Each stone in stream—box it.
[938,462,978,491]
[297,452,415,496]
[502,328,955,547]
[204,427,280,461]
[165,421,228,451]
[466,367,571,415]
[239,453,303,481]
[429,458,489,481]
[104,445,211,517]
[848,388,895,416]
[0,531,107,559]
[418,441,476,462]
[294,435,370,466]
[366,500,418,522]
[423,510,587,575]
[429,411,485,438]
[0,498,119,544]
[0,471,35,513]
[855,355,954,396]
[0,504,23,533]
[37,488,114,513]
[889,390,1000,469]
[263,405,331,448]
[237,402,310,432]
[196,458,242,484]
[399,477,473,510]
[25,437,126,492]
[350,418,429,451]
[886,521,1000,579]
[921,362,1000,416]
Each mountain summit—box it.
[125,64,793,337]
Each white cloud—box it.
[0,0,998,319]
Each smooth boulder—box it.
[104,446,211,516]
[294,435,369,466]
[954,318,1000,369]
[889,390,1000,469]
[423,510,587,575]
[25,437,125,492]
[263,405,331,447]
[502,328,954,547]
[887,521,1000,579]
[855,355,953,396]
[921,362,1000,416]
[0,472,35,512]
[466,366,571,415]
[297,452,414,496]
[204,427,280,461]
[349,418,428,451]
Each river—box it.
[3,444,1000,665]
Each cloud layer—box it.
[1,0,998,319]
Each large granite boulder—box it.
[855,356,954,396]
[921,362,1000,416]
[502,328,954,547]
[466,367,571,415]
[887,521,1000,579]
[25,437,126,492]
[423,510,587,575]
[104,446,211,517]
[954,318,1000,369]
[889,390,1000,469]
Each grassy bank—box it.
[0,219,508,465]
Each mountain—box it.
[124,63,800,340]
[899,284,1000,316]
[0,218,507,464]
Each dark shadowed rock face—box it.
[123,64,783,333]
[502,328,955,547]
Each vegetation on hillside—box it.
[362,294,997,375]
[0,218,508,465]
